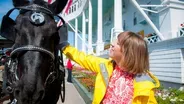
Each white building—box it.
[62,0,184,88]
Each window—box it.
[123,20,126,30]
[108,13,111,21]
[122,0,125,8]
[133,12,137,25]
[148,7,152,15]
[147,1,152,15]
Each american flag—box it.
[58,0,73,26]
[45,0,55,4]
[45,0,72,14]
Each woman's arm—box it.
[62,45,108,73]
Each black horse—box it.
[0,0,68,104]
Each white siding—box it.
[149,37,184,83]
[181,49,184,83]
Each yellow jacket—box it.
[63,45,160,104]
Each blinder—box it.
[0,9,16,42]
[30,12,45,25]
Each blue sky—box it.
[0,0,14,23]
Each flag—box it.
[57,19,64,27]
[57,0,73,26]
[44,0,56,4]
[45,0,72,14]
[45,0,73,26]
[64,0,73,14]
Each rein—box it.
[11,45,55,60]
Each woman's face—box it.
[109,39,122,62]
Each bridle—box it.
[10,45,56,85]
[11,45,55,60]
[2,4,66,103]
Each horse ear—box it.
[0,15,16,42]
[12,0,30,7]
[47,0,68,14]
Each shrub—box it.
[155,85,184,104]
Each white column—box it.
[88,0,93,54]
[82,12,86,53]
[96,0,104,55]
[113,0,123,40]
[75,18,78,48]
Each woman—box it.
[66,59,73,83]
[60,31,160,104]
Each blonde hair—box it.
[118,31,149,74]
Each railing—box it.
[67,22,93,54]
[145,26,184,44]
[178,27,184,37]
[0,36,7,40]
[145,35,160,44]
[99,49,109,56]
[92,49,109,58]
[110,28,123,42]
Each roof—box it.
[0,36,14,48]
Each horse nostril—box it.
[14,89,20,96]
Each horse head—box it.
[0,0,68,104]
